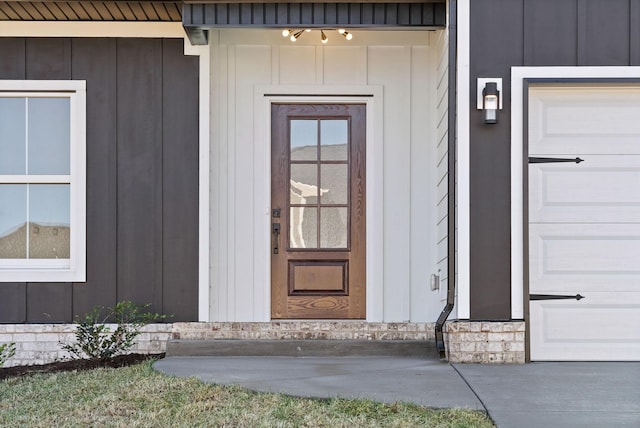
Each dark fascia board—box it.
[185,0,444,3]
[183,2,447,29]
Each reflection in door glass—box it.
[290,120,317,161]
[320,164,348,204]
[320,207,348,248]
[290,207,318,248]
[320,120,348,160]
[290,164,319,204]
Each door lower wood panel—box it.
[271,104,365,319]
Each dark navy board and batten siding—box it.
[469,0,640,319]
[0,38,199,323]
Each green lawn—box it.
[0,361,493,427]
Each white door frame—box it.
[254,85,385,321]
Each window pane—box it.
[321,120,348,160]
[320,164,348,204]
[290,164,318,204]
[28,98,70,175]
[290,206,317,248]
[0,184,27,259]
[290,120,317,161]
[0,98,26,174]
[320,207,348,248]
[29,184,70,259]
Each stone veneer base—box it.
[0,323,172,368]
[444,321,526,364]
[1,320,526,367]
[171,321,437,341]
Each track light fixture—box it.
[281,28,353,43]
[321,30,328,44]
[338,28,353,40]
[290,30,304,42]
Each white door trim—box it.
[510,66,640,319]
[255,85,384,321]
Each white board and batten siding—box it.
[433,27,451,316]
[209,29,447,322]
[528,85,640,361]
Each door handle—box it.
[272,223,281,254]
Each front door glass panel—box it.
[289,119,349,249]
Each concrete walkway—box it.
[154,357,640,428]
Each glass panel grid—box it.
[320,119,348,161]
[0,98,26,175]
[0,95,72,261]
[290,120,318,161]
[289,118,350,250]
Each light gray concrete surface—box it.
[154,357,640,427]
[454,362,640,428]
[154,356,483,410]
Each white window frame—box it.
[0,80,86,282]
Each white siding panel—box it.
[324,46,367,85]
[234,45,272,320]
[434,29,449,305]
[368,45,412,321]
[410,45,434,321]
[279,45,316,84]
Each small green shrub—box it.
[0,342,16,367]
[60,301,166,360]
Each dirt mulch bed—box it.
[0,353,165,380]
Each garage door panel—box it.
[529,156,640,223]
[530,224,640,293]
[528,84,640,361]
[529,86,640,155]
[530,293,640,361]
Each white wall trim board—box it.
[510,66,640,320]
[0,22,186,38]
[255,86,385,321]
[456,0,470,319]
[184,41,212,322]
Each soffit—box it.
[0,1,182,21]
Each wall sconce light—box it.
[477,78,503,125]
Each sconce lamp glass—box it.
[482,82,499,124]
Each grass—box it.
[0,361,494,427]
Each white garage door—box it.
[528,85,640,361]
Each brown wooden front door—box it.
[271,103,366,319]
